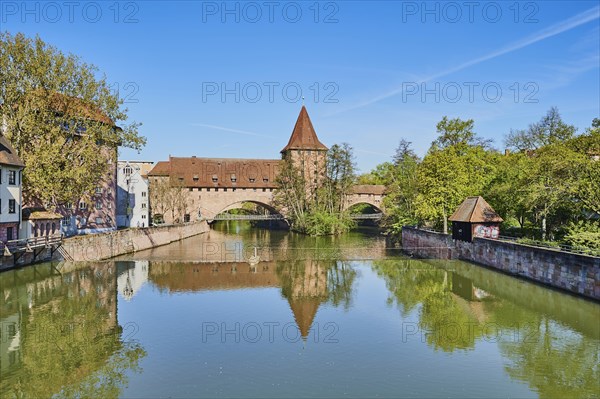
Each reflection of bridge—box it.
[148,107,386,224]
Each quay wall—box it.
[402,226,600,300]
[0,221,209,269]
[60,221,210,262]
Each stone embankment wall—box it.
[402,226,600,300]
[60,221,209,262]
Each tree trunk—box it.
[443,208,448,234]
[541,215,547,241]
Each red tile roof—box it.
[281,106,328,152]
[148,157,282,188]
[0,134,25,168]
[449,196,503,223]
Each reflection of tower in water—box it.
[278,259,330,340]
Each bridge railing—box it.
[209,213,384,221]
[210,214,285,221]
[1,234,62,255]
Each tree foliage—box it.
[0,32,145,209]
[366,109,599,251]
[275,144,357,235]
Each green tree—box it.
[431,116,492,150]
[382,139,420,232]
[506,107,576,151]
[416,117,497,233]
[0,32,145,209]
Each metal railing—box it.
[211,214,285,221]
[349,213,383,220]
[404,227,598,257]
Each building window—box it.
[0,168,2,184]
[224,188,227,192]
[95,217,103,224]
[51,223,56,234]
[141,203,147,208]
[124,166,133,177]
[8,199,15,214]
[7,227,13,241]
[0,199,2,213]
[79,202,86,210]
[189,188,193,192]
[184,214,190,223]
[142,192,147,197]
[95,187,103,194]
[8,170,16,185]
[95,201,102,210]
[63,215,71,225]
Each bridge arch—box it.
[215,200,283,218]
[196,188,278,221]
[345,201,384,214]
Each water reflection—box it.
[373,258,600,398]
[0,262,146,398]
[142,257,356,340]
[1,223,599,398]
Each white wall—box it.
[117,161,151,228]
[0,167,22,224]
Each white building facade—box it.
[116,161,153,228]
[0,135,25,243]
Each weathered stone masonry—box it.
[60,221,209,262]
[402,226,600,300]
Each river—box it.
[1,223,598,398]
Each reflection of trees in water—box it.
[500,318,600,399]
[373,259,488,351]
[0,263,146,399]
[372,259,600,397]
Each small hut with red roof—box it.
[449,196,503,242]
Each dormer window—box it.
[249,178,255,183]
[230,174,237,183]
[193,175,199,182]
[124,166,133,177]
[212,174,218,183]
[263,177,269,183]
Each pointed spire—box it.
[281,106,328,153]
[288,298,321,339]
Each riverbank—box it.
[60,221,209,262]
[0,221,210,270]
[402,226,600,300]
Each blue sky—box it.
[2,1,599,173]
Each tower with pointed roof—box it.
[281,106,328,194]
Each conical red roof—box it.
[281,106,328,152]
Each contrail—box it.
[334,6,600,114]
[190,123,276,138]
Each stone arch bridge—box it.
[148,106,386,224]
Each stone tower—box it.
[281,106,328,194]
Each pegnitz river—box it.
[1,223,599,398]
